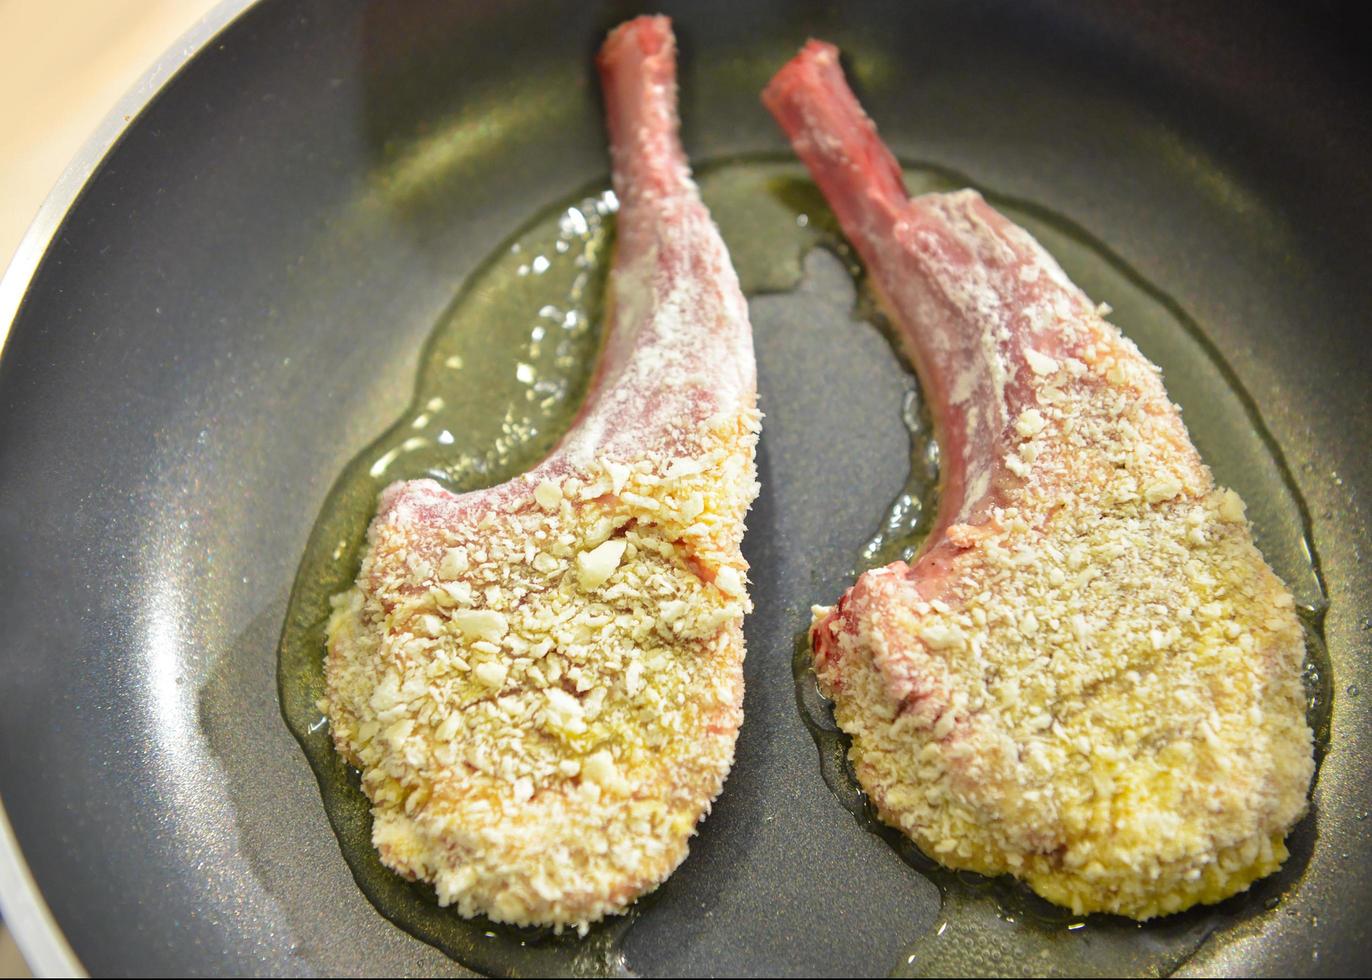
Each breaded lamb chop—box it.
[764,41,1313,919]
[325,16,759,932]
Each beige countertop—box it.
[0,3,223,971]
[0,0,220,278]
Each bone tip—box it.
[800,38,841,64]
[762,39,842,111]
[600,15,675,67]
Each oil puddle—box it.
[279,155,1329,976]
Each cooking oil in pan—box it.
[279,156,1330,977]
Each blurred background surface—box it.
[0,0,219,276]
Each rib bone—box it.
[765,40,1313,919]
[325,16,758,931]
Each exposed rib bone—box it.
[766,40,1312,919]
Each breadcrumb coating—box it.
[811,310,1312,915]
[327,410,758,931]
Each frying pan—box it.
[1,0,1369,975]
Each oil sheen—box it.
[279,157,1330,977]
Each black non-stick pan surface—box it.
[1,0,1370,975]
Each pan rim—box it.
[0,0,259,974]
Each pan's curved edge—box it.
[0,0,259,359]
[0,803,80,978]
[0,1,260,974]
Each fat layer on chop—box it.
[765,40,1313,919]
[324,15,759,932]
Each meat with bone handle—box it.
[325,16,758,932]
[764,40,1313,919]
